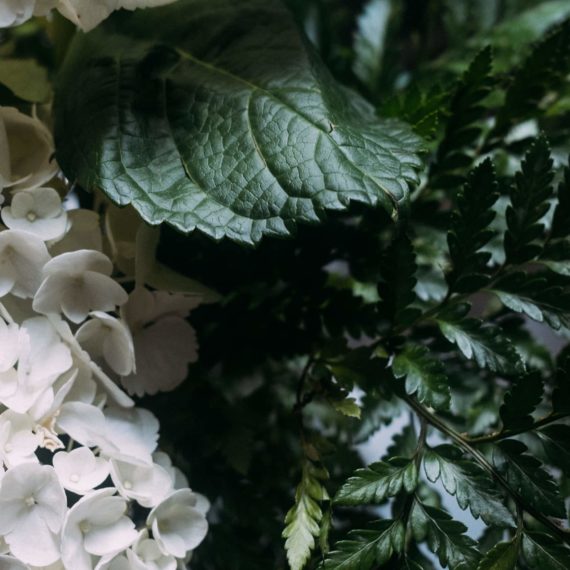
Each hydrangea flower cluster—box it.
[0,104,210,569]
[0,0,177,32]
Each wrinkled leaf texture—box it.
[55,0,423,245]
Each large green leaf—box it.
[54,0,423,245]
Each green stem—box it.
[467,412,570,444]
[403,394,570,545]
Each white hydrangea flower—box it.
[0,108,57,192]
[57,403,159,466]
[146,489,208,558]
[53,447,110,495]
[0,230,51,299]
[153,451,188,490]
[129,530,177,570]
[94,552,130,570]
[0,410,40,467]
[103,407,159,466]
[0,317,72,414]
[0,463,66,566]
[33,250,128,323]
[54,0,177,32]
[2,187,68,242]
[121,288,199,396]
[76,312,135,376]
[61,488,138,570]
[0,319,19,372]
[56,402,117,454]
[110,459,172,508]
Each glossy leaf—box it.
[54,0,422,245]
[335,457,418,505]
[476,537,520,570]
[393,345,451,410]
[322,520,404,570]
[436,303,524,375]
[424,445,515,528]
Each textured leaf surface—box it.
[393,345,451,410]
[522,532,570,569]
[492,272,570,330]
[322,520,404,570]
[335,457,418,505]
[476,537,520,570]
[411,503,480,569]
[492,440,566,519]
[283,461,329,570]
[436,303,523,375]
[424,446,515,528]
[54,0,422,245]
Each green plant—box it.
[2,0,570,568]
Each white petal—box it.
[5,516,60,566]
[53,447,110,495]
[84,517,137,556]
[121,317,197,397]
[43,250,112,277]
[0,108,57,191]
[0,230,50,298]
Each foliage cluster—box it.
[3,0,570,568]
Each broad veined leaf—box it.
[54,0,423,245]
[522,532,570,569]
[424,445,515,528]
[283,460,330,570]
[411,503,480,569]
[335,457,418,505]
[499,371,543,432]
[392,345,451,410]
[491,439,566,519]
[322,520,404,570]
[476,537,520,570]
[436,303,524,375]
